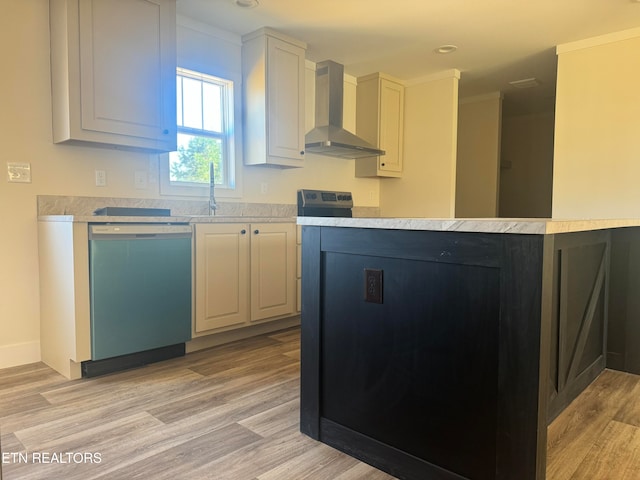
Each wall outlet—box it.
[364,268,383,304]
[260,182,268,194]
[95,170,107,187]
[7,162,31,183]
[134,170,148,189]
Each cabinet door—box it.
[194,224,250,333]
[77,0,176,149]
[250,223,297,321]
[266,36,306,162]
[355,74,404,178]
[378,78,404,174]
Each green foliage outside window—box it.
[170,135,222,184]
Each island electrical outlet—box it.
[364,268,383,304]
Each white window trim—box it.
[159,68,243,199]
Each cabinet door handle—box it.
[162,129,169,135]
[300,150,305,156]
[381,163,386,167]
[240,229,246,235]
[254,229,260,235]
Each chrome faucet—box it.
[209,162,217,216]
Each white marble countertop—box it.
[38,215,296,224]
[40,214,640,234]
[296,217,640,234]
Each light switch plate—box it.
[7,162,31,183]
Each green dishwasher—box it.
[87,224,192,373]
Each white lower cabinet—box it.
[194,222,296,335]
[194,223,249,333]
[250,223,298,321]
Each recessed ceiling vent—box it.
[508,77,541,89]
[233,0,258,8]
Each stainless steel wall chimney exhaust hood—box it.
[305,60,385,159]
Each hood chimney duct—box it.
[304,60,385,159]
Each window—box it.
[160,68,236,196]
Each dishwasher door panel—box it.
[89,236,192,360]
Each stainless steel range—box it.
[297,189,353,217]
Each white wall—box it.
[379,70,460,217]
[553,28,640,219]
[0,2,379,369]
[455,93,502,218]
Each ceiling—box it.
[177,0,640,115]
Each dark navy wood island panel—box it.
[300,226,554,480]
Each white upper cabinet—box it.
[50,0,177,153]
[355,73,405,177]
[242,28,306,167]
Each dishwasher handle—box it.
[89,224,193,240]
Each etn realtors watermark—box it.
[2,451,102,464]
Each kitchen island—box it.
[298,217,640,480]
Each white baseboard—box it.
[187,316,300,353]
[0,341,41,370]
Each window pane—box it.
[162,69,235,196]
[182,77,202,129]
[169,133,222,184]
[203,82,222,133]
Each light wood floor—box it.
[0,328,639,480]
[0,328,394,480]
[547,368,640,479]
